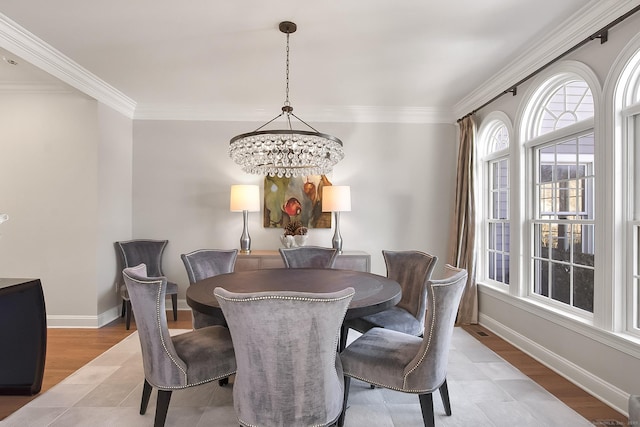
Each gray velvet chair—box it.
[338,265,468,427]
[279,246,338,269]
[117,239,178,330]
[214,286,354,427]
[122,264,236,427]
[180,248,238,329]
[346,250,438,336]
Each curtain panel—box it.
[449,115,478,325]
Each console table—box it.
[235,250,370,272]
[0,278,47,395]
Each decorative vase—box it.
[280,234,308,248]
[280,235,295,248]
[294,235,308,247]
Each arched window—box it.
[536,80,594,135]
[522,66,596,314]
[614,45,640,334]
[478,113,511,288]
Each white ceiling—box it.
[0,1,636,122]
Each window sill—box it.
[477,282,640,359]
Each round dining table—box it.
[186,268,401,350]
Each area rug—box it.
[0,328,592,426]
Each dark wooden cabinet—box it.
[0,278,47,395]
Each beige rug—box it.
[0,328,592,426]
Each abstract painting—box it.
[263,175,332,229]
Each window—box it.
[633,115,640,330]
[533,133,595,312]
[525,76,595,314]
[478,115,511,288]
[617,47,640,334]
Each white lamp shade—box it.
[322,185,351,212]
[230,185,260,212]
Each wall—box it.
[474,10,640,414]
[132,119,458,301]
[0,86,457,323]
[0,90,133,326]
[96,103,133,320]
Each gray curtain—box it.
[449,115,478,325]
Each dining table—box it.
[186,268,402,351]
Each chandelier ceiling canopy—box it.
[229,21,344,178]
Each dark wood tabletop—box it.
[186,268,401,320]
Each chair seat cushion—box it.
[359,307,422,336]
[171,325,236,386]
[121,280,179,300]
[341,327,422,391]
[192,310,228,329]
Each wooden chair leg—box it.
[338,376,351,427]
[418,393,435,427]
[171,294,178,321]
[439,379,452,416]
[121,300,126,318]
[155,389,172,427]
[140,379,153,415]
[125,300,133,330]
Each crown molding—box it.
[453,0,640,120]
[134,104,455,124]
[0,13,136,118]
[0,81,74,94]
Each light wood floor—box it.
[0,312,628,425]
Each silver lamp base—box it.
[332,211,343,254]
[239,210,251,253]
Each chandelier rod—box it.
[254,112,285,132]
[290,112,320,133]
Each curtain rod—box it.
[457,4,640,123]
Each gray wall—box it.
[0,90,133,326]
[132,119,458,300]
[0,92,457,323]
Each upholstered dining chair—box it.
[180,248,238,329]
[345,250,438,337]
[214,286,354,427]
[122,264,236,427]
[116,239,178,330]
[279,245,339,269]
[338,265,468,427]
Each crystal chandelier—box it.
[229,21,344,178]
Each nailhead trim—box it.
[344,372,434,394]
[125,270,237,389]
[218,289,354,427]
[343,280,462,392]
[402,284,437,388]
[214,293,354,303]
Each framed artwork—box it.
[263,175,332,229]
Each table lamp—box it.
[230,185,260,254]
[322,185,351,253]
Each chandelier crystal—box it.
[229,21,344,178]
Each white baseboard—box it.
[479,313,630,417]
[47,299,191,328]
[46,315,102,328]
